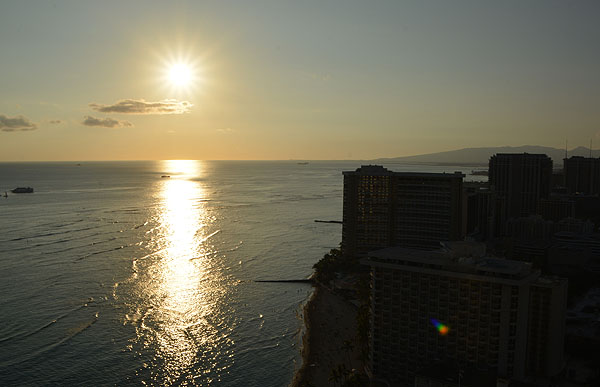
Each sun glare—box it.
[162,59,202,93]
[168,63,193,87]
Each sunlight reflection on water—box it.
[129,160,233,385]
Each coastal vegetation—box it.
[311,247,362,284]
[354,275,371,366]
[310,248,371,386]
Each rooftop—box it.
[366,245,536,280]
[491,153,551,158]
[343,165,465,178]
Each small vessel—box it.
[11,187,34,193]
[297,162,309,165]
[161,175,171,178]
[471,170,488,176]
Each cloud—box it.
[0,114,37,132]
[89,99,192,114]
[49,120,62,124]
[217,128,235,134]
[82,115,133,128]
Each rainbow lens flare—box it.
[430,318,449,335]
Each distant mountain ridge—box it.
[375,145,600,166]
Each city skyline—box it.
[1,0,600,161]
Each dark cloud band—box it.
[89,99,192,114]
[82,115,133,128]
[0,114,37,132]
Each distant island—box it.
[374,145,600,166]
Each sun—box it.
[154,46,207,96]
[162,60,201,93]
[168,63,194,88]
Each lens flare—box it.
[430,318,449,335]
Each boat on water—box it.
[161,175,171,178]
[297,162,309,165]
[11,187,34,193]
[471,170,488,176]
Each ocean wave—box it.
[0,298,96,344]
[0,312,99,368]
[74,244,131,262]
[0,224,120,253]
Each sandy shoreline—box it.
[292,284,362,387]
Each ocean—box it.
[0,160,483,386]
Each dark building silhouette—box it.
[571,194,600,229]
[465,183,486,233]
[342,165,464,256]
[537,197,575,221]
[554,231,600,258]
[488,154,552,231]
[564,156,600,195]
[526,277,569,377]
[465,183,498,240]
[506,216,592,243]
[365,246,567,386]
[414,361,498,387]
[505,216,593,270]
[551,169,565,191]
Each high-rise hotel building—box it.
[563,156,600,195]
[488,153,552,222]
[342,166,464,256]
[365,246,567,386]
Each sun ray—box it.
[155,49,205,97]
[168,63,193,87]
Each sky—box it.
[1,0,599,161]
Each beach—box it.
[292,285,362,387]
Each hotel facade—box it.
[342,165,464,256]
[365,246,567,386]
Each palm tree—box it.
[329,366,342,386]
[342,339,355,366]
